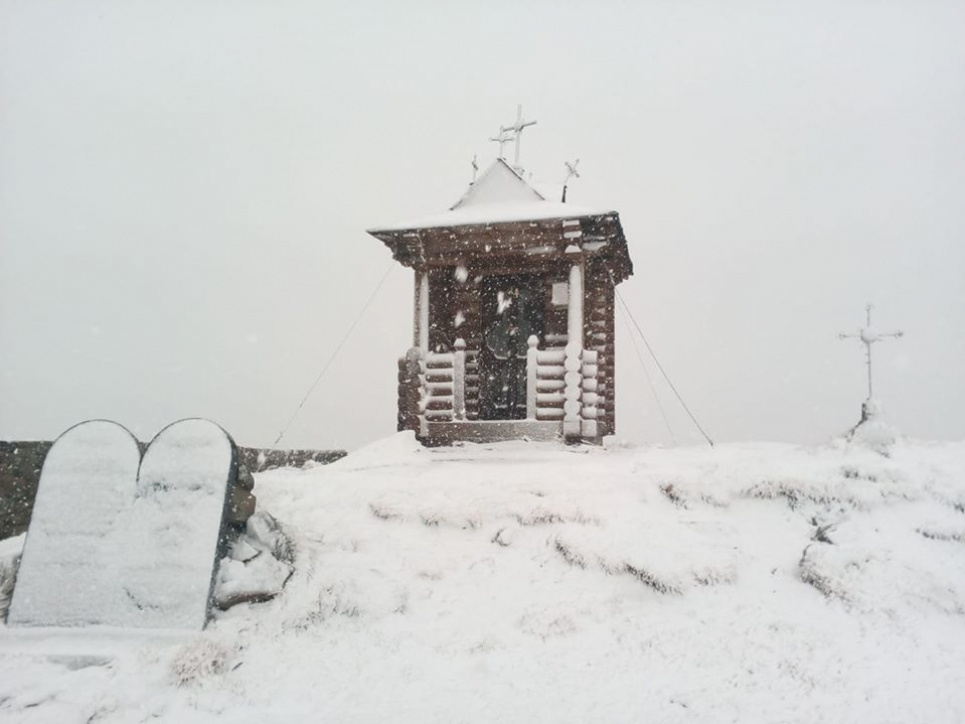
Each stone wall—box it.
[0,442,50,544]
[0,440,345,541]
[237,448,346,473]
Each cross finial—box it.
[499,104,537,173]
[489,128,514,160]
[838,304,904,400]
[561,158,580,202]
[564,159,581,184]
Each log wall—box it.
[422,258,617,435]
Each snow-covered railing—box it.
[526,336,566,421]
[424,350,455,422]
[562,342,583,437]
[463,350,480,420]
[580,350,603,439]
[406,336,598,438]
[398,339,477,430]
[525,336,604,439]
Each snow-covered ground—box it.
[2,433,965,723]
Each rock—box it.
[236,464,255,491]
[229,538,259,563]
[848,399,898,455]
[214,512,295,610]
[0,533,26,621]
[214,551,292,610]
[228,485,257,527]
[246,511,295,564]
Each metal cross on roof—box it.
[564,158,581,184]
[500,104,538,173]
[489,128,514,160]
[838,304,904,400]
[561,158,580,202]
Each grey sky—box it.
[1,0,963,450]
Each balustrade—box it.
[400,333,601,440]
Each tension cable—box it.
[616,302,678,445]
[273,262,394,447]
[608,271,715,447]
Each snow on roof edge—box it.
[367,201,618,235]
[448,158,546,210]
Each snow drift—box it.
[1,433,964,723]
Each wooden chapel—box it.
[367,155,634,445]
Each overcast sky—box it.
[1,0,963,451]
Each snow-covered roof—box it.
[368,158,615,234]
[451,157,545,208]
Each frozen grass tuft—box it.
[0,533,24,621]
[799,544,853,602]
[515,506,597,527]
[0,558,19,621]
[797,513,965,615]
[491,527,514,547]
[315,583,362,619]
[169,637,232,688]
[917,527,965,544]
[744,479,842,510]
[419,512,441,527]
[624,563,682,595]
[517,609,578,641]
[369,502,403,522]
[552,536,587,568]
[0,563,17,621]
[692,563,738,587]
[550,520,735,596]
[659,483,688,508]
[515,507,565,526]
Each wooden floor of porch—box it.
[420,420,562,446]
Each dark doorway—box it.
[479,275,544,420]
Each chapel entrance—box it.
[479,274,544,420]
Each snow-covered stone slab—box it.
[7,420,141,627]
[0,626,191,666]
[120,418,236,630]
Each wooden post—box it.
[564,257,584,439]
[581,350,599,440]
[453,338,466,421]
[414,269,429,353]
[567,260,584,349]
[397,347,423,432]
[526,335,539,420]
[412,271,419,349]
